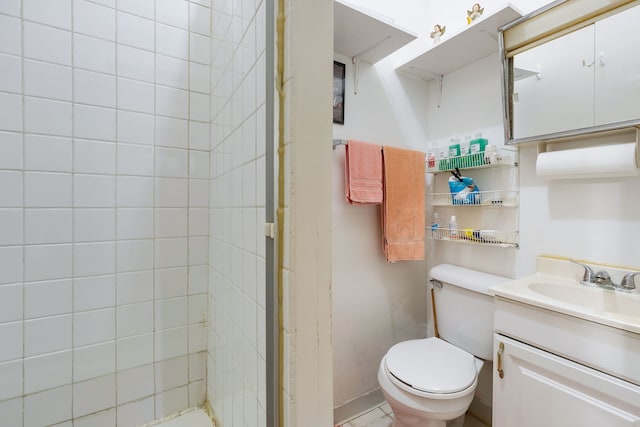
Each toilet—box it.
[377,264,510,427]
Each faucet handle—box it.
[619,272,640,291]
[570,259,596,283]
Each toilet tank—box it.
[430,264,511,361]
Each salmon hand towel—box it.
[344,140,383,204]
[382,146,425,262]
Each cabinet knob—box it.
[497,341,505,379]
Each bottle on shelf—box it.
[449,215,458,239]
[431,212,441,238]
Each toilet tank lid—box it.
[430,264,512,296]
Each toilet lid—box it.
[385,338,476,394]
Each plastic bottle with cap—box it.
[449,215,458,239]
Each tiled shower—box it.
[0,0,267,425]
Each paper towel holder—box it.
[537,127,640,167]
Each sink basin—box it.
[528,281,640,318]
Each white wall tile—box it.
[189,62,210,93]
[0,132,22,171]
[156,55,189,90]
[189,179,209,207]
[117,143,154,176]
[24,350,72,394]
[155,385,188,419]
[117,45,154,82]
[189,150,210,179]
[0,398,23,427]
[155,116,188,149]
[155,177,189,207]
[73,0,116,41]
[190,32,211,65]
[117,176,154,207]
[74,308,115,347]
[0,209,22,246]
[117,271,153,305]
[188,265,208,295]
[188,322,206,352]
[23,59,72,101]
[92,0,115,7]
[189,208,209,237]
[74,275,115,311]
[24,243,72,282]
[0,321,22,362]
[73,242,116,277]
[190,92,210,121]
[116,208,153,239]
[155,267,187,299]
[0,0,20,17]
[155,208,187,237]
[0,284,22,323]
[24,172,72,208]
[154,326,188,360]
[24,314,72,356]
[189,121,210,150]
[188,294,207,324]
[0,171,22,208]
[188,236,208,265]
[24,134,73,172]
[0,54,22,94]
[155,238,188,268]
[156,86,189,119]
[116,333,153,370]
[117,0,154,19]
[73,105,116,141]
[0,92,23,132]
[117,78,155,114]
[24,21,71,66]
[73,34,116,75]
[116,302,153,338]
[156,23,189,60]
[73,70,116,108]
[117,111,154,145]
[24,385,72,427]
[24,0,72,30]
[0,359,22,400]
[154,355,188,393]
[190,3,211,36]
[73,342,115,382]
[188,351,206,381]
[116,239,154,272]
[24,97,72,137]
[116,396,154,427]
[74,140,116,174]
[74,209,116,242]
[117,364,154,404]
[155,297,187,330]
[155,147,189,178]
[156,0,189,29]
[117,12,154,51]
[73,374,116,418]
[24,279,72,319]
[0,247,23,285]
[73,174,116,208]
[0,15,21,56]
[74,408,116,427]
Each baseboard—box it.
[333,388,385,425]
[468,398,492,426]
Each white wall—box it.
[208,0,267,426]
[0,1,211,426]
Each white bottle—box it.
[449,215,458,239]
[431,212,441,238]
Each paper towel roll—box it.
[536,143,638,179]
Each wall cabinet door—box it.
[512,25,595,139]
[492,335,640,427]
[595,3,640,125]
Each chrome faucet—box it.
[570,259,596,285]
[594,270,614,289]
[618,272,640,291]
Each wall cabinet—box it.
[428,148,519,248]
[493,334,640,426]
[505,2,640,143]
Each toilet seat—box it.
[384,338,477,396]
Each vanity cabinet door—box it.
[493,334,640,427]
[512,25,595,139]
[594,3,640,126]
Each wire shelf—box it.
[428,228,519,248]
[428,190,519,207]
[426,149,516,173]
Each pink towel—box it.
[381,146,425,262]
[344,140,383,204]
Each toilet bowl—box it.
[377,337,484,427]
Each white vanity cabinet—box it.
[492,295,640,426]
[493,334,640,427]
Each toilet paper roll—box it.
[536,142,638,179]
